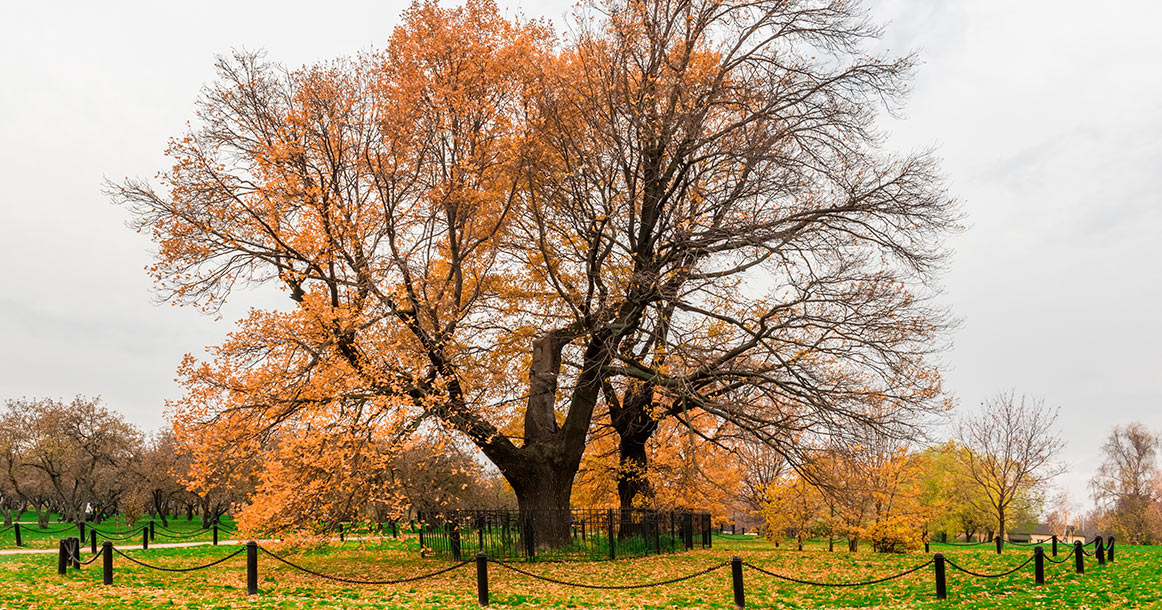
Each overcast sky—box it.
[2,0,1159,507]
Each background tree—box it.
[761,473,824,549]
[917,441,992,541]
[1089,422,1162,544]
[1043,488,1080,541]
[132,429,189,526]
[956,392,1064,541]
[112,0,956,545]
[1,397,142,524]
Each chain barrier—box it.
[65,546,105,566]
[111,547,246,572]
[154,528,214,540]
[258,546,471,584]
[944,554,1035,578]
[743,559,934,587]
[0,525,14,534]
[1044,548,1076,564]
[91,528,147,541]
[488,558,730,589]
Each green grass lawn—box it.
[0,535,1155,609]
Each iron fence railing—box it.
[414,508,712,561]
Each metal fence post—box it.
[476,552,489,607]
[149,520,155,542]
[14,523,21,547]
[1074,541,1084,573]
[57,539,67,575]
[212,524,219,545]
[523,517,536,560]
[1034,546,1044,585]
[731,555,745,609]
[78,521,86,542]
[451,523,462,561]
[934,553,946,600]
[1107,537,1115,562]
[1095,536,1105,565]
[608,509,616,560]
[102,541,113,585]
[1051,535,1057,556]
[90,529,97,554]
[246,541,258,595]
[142,528,148,550]
[995,536,1002,555]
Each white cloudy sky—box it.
[1,0,1159,506]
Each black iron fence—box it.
[414,508,712,561]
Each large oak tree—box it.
[113,0,957,544]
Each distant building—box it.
[1006,523,1085,545]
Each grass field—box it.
[1,514,237,550]
[0,534,1156,609]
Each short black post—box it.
[1107,537,1115,562]
[149,520,155,542]
[246,541,258,595]
[476,552,489,607]
[1034,546,1044,585]
[102,541,113,585]
[142,527,148,550]
[1052,534,1058,556]
[212,524,219,545]
[78,521,86,542]
[924,540,930,553]
[1095,536,1105,565]
[392,521,398,538]
[14,523,21,547]
[995,536,1002,554]
[71,537,81,569]
[57,539,68,575]
[934,553,946,600]
[608,509,616,560]
[731,555,745,609]
[1074,541,1084,573]
[90,529,98,554]
[451,524,462,561]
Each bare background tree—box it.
[957,391,1065,540]
[1089,422,1162,544]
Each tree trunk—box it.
[506,457,576,550]
[475,331,608,550]
[607,382,659,511]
